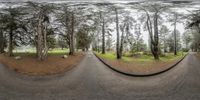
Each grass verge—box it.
[95,52,186,75]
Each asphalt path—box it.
[0,52,200,100]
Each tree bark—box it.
[69,12,75,55]
[115,8,121,59]
[37,16,48,61]
[153,12,159,60]
[100,12,105,54]
[0,30,5,53]
[146,11,159,60]
[8,29,14,56]
[119,25,125,59]
[174,13,177,55]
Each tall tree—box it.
[115,8,121,59]
[95,3,114,54]
[76,25,92,51]
[69,12,75,55]
[187,9,200,51]
[56,5,77,55]
[119,14,135,57]
[27,2,54,60]
[159,25,170,53]
[1,7,27,56]
[134,24,143,52]
[182,30,191,50]
[139,3,167,60]
[168,12,183,55]
[0,15,6,53]
[0,30,5,53]
[100,11,106,54]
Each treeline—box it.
[0,2,94,60]
[0,2,199,61]
[91,3,196,60]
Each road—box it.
[0,52,200,100]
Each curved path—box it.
[0,52,200,100]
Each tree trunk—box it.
[146,12,159,60]
[97,32,100,53]
[37,18,43,60]
[163,36,166,53]
[101,12,105,54]
[69,13,75,55]
[174,14,177,55]
[0,30,5,53]
[153,13,159,60]
[8,29,14,57]
[115,8,121,59]
[119,26,124,59]
[37,17,48,61]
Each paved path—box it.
[0,52,200,100]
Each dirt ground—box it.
[0,53,85,75]
[100,57,181,75]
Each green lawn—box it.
[13,48,69,56]
[95,52,187,63]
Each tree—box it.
[57,35,68,50]
[0,30,5,53]
[27,2,54,60]
[0,15,6,53]
[76,26,92,51]
[100,11,106,54]
[69,12,75,55]
[188,29,200,52]
[115,8,121,59]
[56,5,77,55]
[134,24,143,52]
[168,12,183,55]
[47,28,56,50]
[119,14,136,55]
[159,25,170,53]
[182,30,192,50]
[94,3,114,54]
[106,35,114,51]
[139,3,168,60]
[1,7,27,56]
[187,9,200,51]
[165,30,181,52]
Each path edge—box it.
[93,52,188,77]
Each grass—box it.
[48,48,69,55]
[95,51,186,63]
[13,48,69,57]
[95,51,187,74]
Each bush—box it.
[132,53,142,58]
[159,53,166,57]
[182,48,189,52]
[143,51,152,56]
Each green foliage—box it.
[47,28,56,49]
[0,7,29,46]
[57,36,68,49]
[76,25,92,51]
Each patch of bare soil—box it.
[0,53,85,75]
[100,58,180,75]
